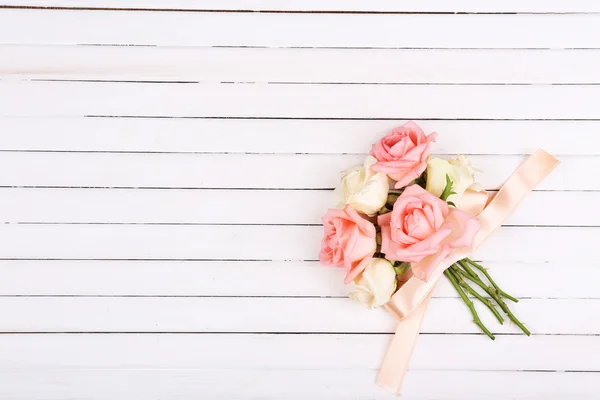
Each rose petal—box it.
[393,162,428,188]
[344,254,374,284]
[444,207,481,249]
[345,205,377,238]
[387,223,453,262]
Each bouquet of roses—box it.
[318,121,560,395]
[319,121,528,339]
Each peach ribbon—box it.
[376,149,560,396]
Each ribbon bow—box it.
[376,149,560,395]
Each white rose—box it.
[349,258,397,309]
[336,156,389,216]
[425,156,477,207]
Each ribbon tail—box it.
[376,292,433,396]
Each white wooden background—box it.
[0,1,599,399]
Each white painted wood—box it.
[0,225,591,262]
[0,297,596,334]
[0,189,593,226]
[0,117,596,155]
[0,153,586,190]
[5,46,600,84]
[0,369,596,400]
[0,260,596,299]
[1,3,598,399]
[0,334,597,371]
[2,10,600,48]
[3,81,600,119]
[3,0,600,13]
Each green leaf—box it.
[440,174,457,201]
[393,262,411,276]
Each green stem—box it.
[449,266,504,324]
[498,298,531,336]
[444,267,495,340]
[465,258,519,303]
[457,259,478,278]
[454,268,531,336]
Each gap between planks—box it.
[1,4,600,15]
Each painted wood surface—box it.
[0,2,598,399]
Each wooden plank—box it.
[5,46,600,84]
[3,0,600,13]
[0,153,585,190]
[0,224,591,261]
[0,334,597,371]
[0,369,596,400]
[0,297,596,334]
[0,189,593,226]
[0,117,596,155]
[0,260,595,299]
[3,81,600,119]
[1,10,600,48]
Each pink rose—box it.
[370,121,437,188]
[319,206,377,284]
[378,185,479,281]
